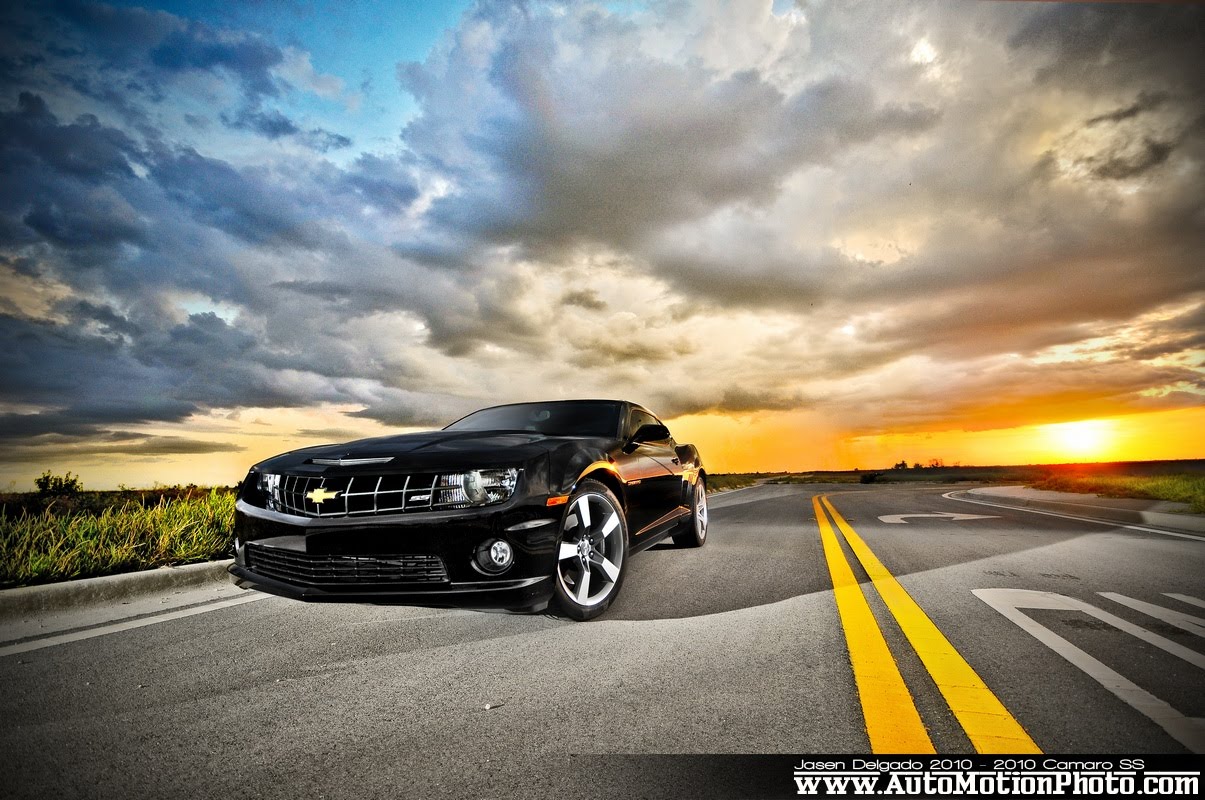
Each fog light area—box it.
[475,538,514,574]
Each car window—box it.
[445,401,623,437]
[628,409,670,443]
[628,409,655,437]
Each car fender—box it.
[543,442,620,496]
[570,460,623,492]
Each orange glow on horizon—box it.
[669,405,1205,474]
[2,405,1202,491]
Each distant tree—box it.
[35,470,83,496]
[893,460,909,470]
[912,462,923,470]
[928,458,945,469]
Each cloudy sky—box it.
[1,0,1202,489]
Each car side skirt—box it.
[628,507,690,554]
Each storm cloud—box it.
[0,0,1202,480]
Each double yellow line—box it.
[813,494,1040,754]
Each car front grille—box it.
[245,543,449,585]
[259,473,477,518]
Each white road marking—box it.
[877,512,1000,524]
[1166,593,1205,610]
[944,491,1205,543]
[974,588,1205,753]
[0,593,271,658]
[1099,593,1205,638]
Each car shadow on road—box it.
[602,489,832,621]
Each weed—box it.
[1029,474,1205,514]
[706,473,779,492]
[0,490,235,588]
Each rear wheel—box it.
[553,480,628,621]
[672,478,707,548]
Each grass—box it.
[0,490,236,589]
[706,473,778,492]
[768,473,866,484]
[1028,474,1205,514]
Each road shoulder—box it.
[952,486,1205,534]
[0,560,246,646]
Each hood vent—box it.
[309,457,394,466]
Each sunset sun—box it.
[1042,420,1116,461]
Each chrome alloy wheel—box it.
[673,477,708,548]
[556,492,624,608]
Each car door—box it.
[616,408,684,535]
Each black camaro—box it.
[231,399,707,619]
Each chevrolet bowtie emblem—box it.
[306,487,340,504]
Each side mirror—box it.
[629,423,670,445]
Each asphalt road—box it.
[1,483,1202,798]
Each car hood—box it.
[255,429,602,473]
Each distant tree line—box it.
[35,470,83,495]
[892,459,948,470]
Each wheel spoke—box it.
[600,511,619,539]
[558,541,578,561]
[576,495,591,529]
[575,565,592,604]
[589,550,620,582]
[598,556,620,582]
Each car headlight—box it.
[257,471,281,510]
[434,468,519,508]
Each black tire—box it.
[553,479,629,621]
[672,477,708,548]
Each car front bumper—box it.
[231,497,562,611]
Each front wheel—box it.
[672,478,707,548]
[553,480,629,621]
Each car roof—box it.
[475,399,662,416]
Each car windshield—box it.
[445,401,623,437]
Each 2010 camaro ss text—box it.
[231,400,707,619]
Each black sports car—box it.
[231,399,707,619]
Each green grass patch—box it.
[1029,474,1205,514]
[768,473,864,484]
[705,473,772,492]
[0,490,236,589]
